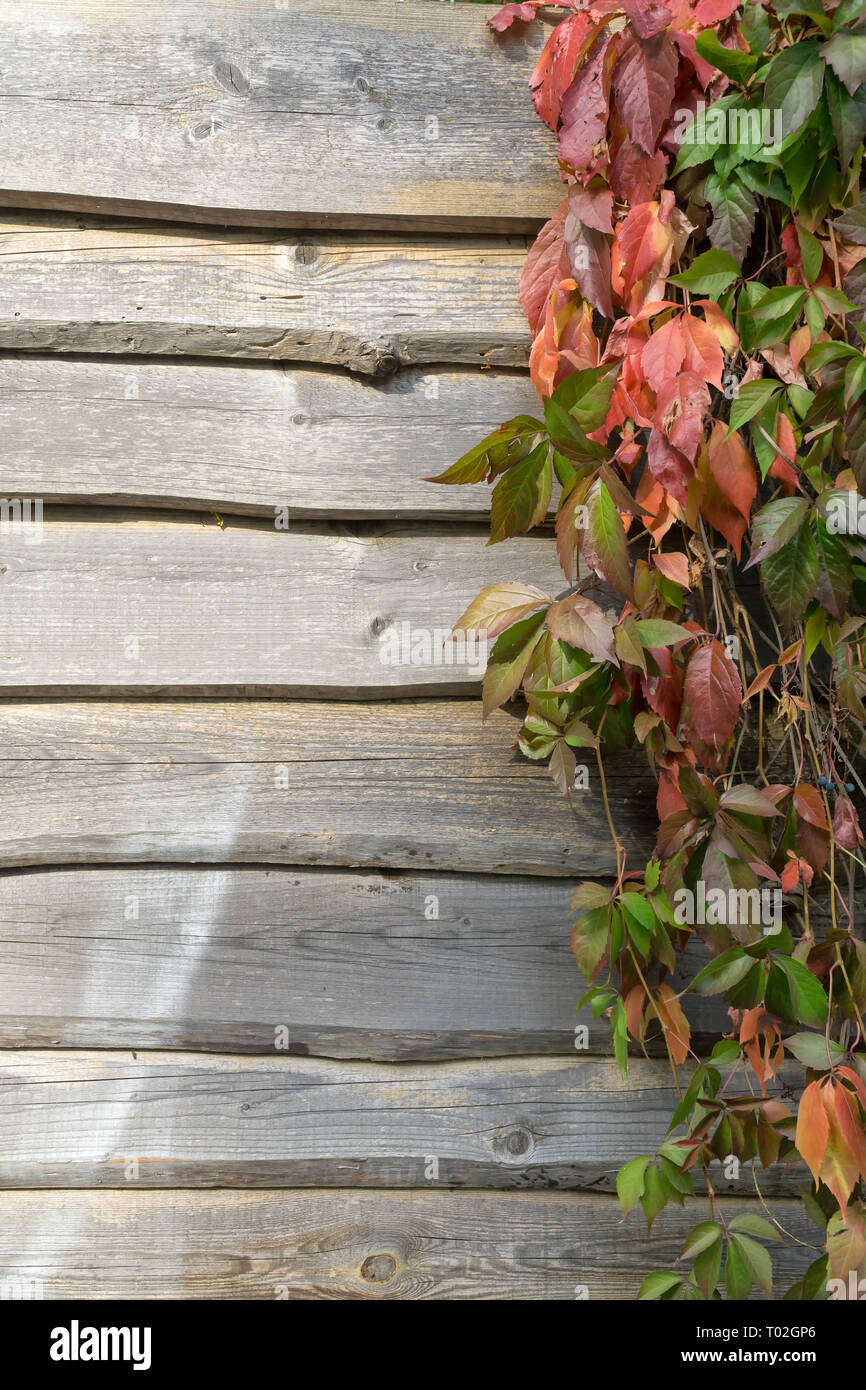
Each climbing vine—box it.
[432,0,866,1299]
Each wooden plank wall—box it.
[0,0,811,1301]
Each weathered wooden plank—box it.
[0,514,580,695]
[0,1189,813,1299]
[0,700,656,874]
[0,357,538,518]
[0,1,560,233]
[0,866,730,1059]
[0,1052,802,1193]
[0,216,532,371]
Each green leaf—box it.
[710,1038,741,1065]
[742,285,808,321]
[669,248,741,296]
[730,1213,782,1242]
[725,1240,752,1300]
[638,1269,682,1301]
[693,1236,724,1300]
[822,31,866,97]
[825,69,866,172]
[481,611,547,717]
[570,905,610,983]
[784,1031,847,1069]
[488,444,551,544]
[764,42,826,140]
[815,518,853,621]
[426,415,544,484]
[679,1222,723,1260]
[582,479,633,600]
[634,619,695,648]
[691,948,755,995]
[616,1154,651,1216]
[747,498,811,569]
[704,173,757,262]
[814,284,857,317]
[551,364,620,433]
[612,996,628,1083]
[695,32,760,84]
[797,226,825,285]
[776,958,829,1029]
[727,379,784,433]
[730,1233,773,1297]
[762,524,820,631]
[640,1161,671,1233]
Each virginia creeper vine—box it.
[433,0,866,1299]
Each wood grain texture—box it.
[0,513,577,696]
[0,866,730,1059]
[0,700,656,875]
[0,1051,803,1193]
[0,1,561,232]
[0,1189,813,1299]
[0,357,538,518]
[0,216,532,372]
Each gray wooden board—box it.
[0,1189,813,1300]
[0,216,532,372]
[0,1,561,233]
[0,1051,804,1195]
[0,514,580,696]
[0,357,539,518]
[0,700,656,874]
[0,866,731,1059]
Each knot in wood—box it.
[360,1253,397,1283]
[293,241,320,268]
[493,1125,535,1162]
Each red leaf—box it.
[796,1080,829,1185]
[608,138,667,205]
[656,370,710,463]
[683,641,743,748]
[693,0,740,22]
[793,783,829,830]
[647,429,694,506]
[641,314,687,392]
[612,33,679,157]
[489,2,538,30]
[768,413,800,493]
[780,857,800,892]
[653,550,690,587]
[708,422,757,522]
[520,200,569,334]
[565,216,615,318]
[617,200,675,301]
[681,313,725,389]
[545,593,617,664]
[530,12,599,130]
[642,647,683,728]
[559,34,615,173]
[833,794,865,850]
[568,181,614,236]
[621,0,674,39]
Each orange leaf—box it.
[745,664,776,700]
[822,1086,861,1218]
[617,201,674,300]
[796,1080,829,1185]
[654,983,691,1064]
